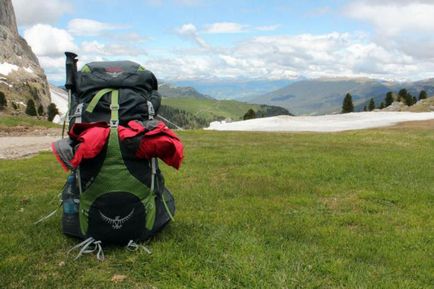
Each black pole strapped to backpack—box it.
[65,52,78,89]
[65,52,78,116]
[63,52,78,138]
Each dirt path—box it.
[0,136,60,159]
[0,128,62,160]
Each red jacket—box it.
[53,121,183,170]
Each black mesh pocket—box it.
[87,192,146,244]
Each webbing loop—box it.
[86,88,115,113]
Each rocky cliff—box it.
[0,0,51,112]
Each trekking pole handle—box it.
[65,52,78,90]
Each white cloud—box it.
[177,23,198,35]
[204,22,248,33]
[176,23,209,48]
[12,0,71,26]
[81,40,147,56]
[344,1,434,62]
[23,24,77,57]
[157,31,429,81]
[67,18,129,36]
[114,32,149,42]
[345,1,434,36]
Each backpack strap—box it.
[86,88,115,113]
[110,89,119,127]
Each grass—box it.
[0,114,59,129]
[162,97,262,122]
[0,124,433,288]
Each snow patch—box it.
[0,63,19,76]
[24,67,34,74]
[49,85,68,124]
[0,63,35,76]
[206,112,434,132]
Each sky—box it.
[10,0,434,83]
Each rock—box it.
[0,0,51,111]
[382,101,407,112]
[111,274,127,283]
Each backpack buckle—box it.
[110,120,119,127]
[110,104,119,111]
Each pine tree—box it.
[385,91,394,107]
[25,99,37,116]
[412,96,417,105]
[341,93,354,113]
[363,105,367,111]
[0,91,7,110]
[37,104,44,116]
[368,98,375,111]
[243,108,256,120]
[404,92,413,106]
[47,103,59,121]
[419,90,427,100]
[398,89,407,102]
[380,102,385,109]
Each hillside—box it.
[247,77,434,115]
[161,97,290,125]
[158,82,291,128]
[0,0,51,112]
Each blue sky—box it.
[11,0,434,82]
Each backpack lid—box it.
[77,61,158,98]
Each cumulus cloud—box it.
[157,31,427,81]
[345,1,434,36]
[12,0,71,26]
[81,40,147,56]
[23,24,77,57]
[67,18,129,36]
[176,23,209,48]
[204,22,248,33]
[22,21,147,82]
[344,1,434,62]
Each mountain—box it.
[173,79,295,100]
[159,83,213,99]
[0,0,51,112]
[248,77,434,115]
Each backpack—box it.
[49,58,182,259]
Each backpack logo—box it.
[105,66,124,78]
[99,208,135,229]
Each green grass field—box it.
[0,114,59,129]
[162,97,262,122]
[0,124,433,288]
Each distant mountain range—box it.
[173,79,296,100]
[244,77,434,115]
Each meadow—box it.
[0,123,433,288]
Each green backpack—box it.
[49,58,178,260]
